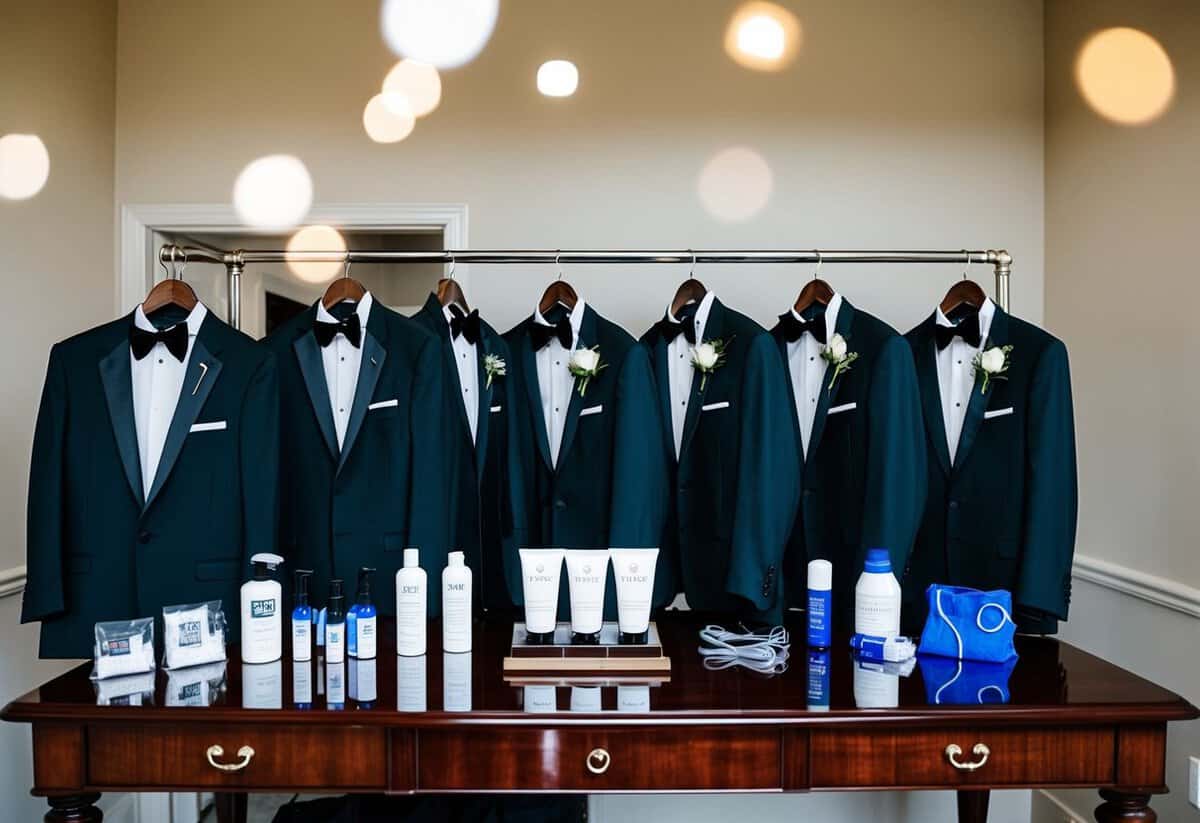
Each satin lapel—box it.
[679,299,723,458]
[293,313,338,459]
[520,327,554,470]
[338,328,387,474]
[651,335,675,460]
[915,322,951,476]
[770,324,804,463]
[953,307,1009,473]
[474,333,494,476]
[98,336,144,507]
[806,300,855,463]
[145,336,223,510]
[555,306,596,471]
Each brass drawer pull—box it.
[586,747,611,775]
[945,743,990,772]
[206,744,255,773]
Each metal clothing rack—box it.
[156,244,1013,330]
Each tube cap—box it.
[619,631,648,645]
[864,548,892,573]
[571,631,600,645]
[403,548,420,568]
[524,629,555,645]
[807,559,833,590]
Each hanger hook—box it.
[555,250,563,281]
[812,249,823,281]
[447,251,456,279]
[688,249,696,278]
[962,249,971,280]
[176,248,188,281]
[343,252,352,280]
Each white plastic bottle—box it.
[241,553,284,664]
[854,548,902,638]
[442,551,473,652]
[395,549,427,656]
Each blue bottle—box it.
[347,567,377,659]
[291,569,313,662]
[807,559,833,648]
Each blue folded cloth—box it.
[917,585,1018,663]
[919,654,1018,705]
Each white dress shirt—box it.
[130,302,208,497]
[664,291,715,458]
[532,299,585,467]
[935,297,995,462]
[316,291,374,450]
[786,293,843,457]
[443,305,480,443]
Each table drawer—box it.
[810,726,1115,788]
[88,724,388,790]
[418,727,781,790]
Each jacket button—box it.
[554,499,567,510]
[761,583,772,597]
[138,531,152,544]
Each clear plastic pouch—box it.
[162,600,227,670]
[92,618,155,680]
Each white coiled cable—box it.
[697,624,791,674]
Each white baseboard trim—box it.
[1073,553,1200,620]
[1035,789,1089,822]
[0,565,25,599]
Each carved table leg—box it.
[1095,788,1157,822]
[957,789,990,823]
[44,793,102,822]
[215,792,248,823]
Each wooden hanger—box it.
[537,252,578,315]
[142,247,198,315]
[436,254,469,311]
[793,252,834,314]
[669,251,707,315]
[939,252,987,316]
[321,255,366,310]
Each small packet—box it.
[92,618,156,680]
[162,600,227,670]
[166,661,228,707]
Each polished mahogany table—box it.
[3,615,1196,823]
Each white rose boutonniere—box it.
[821,333,859,390]
[483,353,506,389]
[972,343,1013,394]
[568,345,606,396]
[690,337,731,391]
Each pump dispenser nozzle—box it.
[327,579,345,622]
[356,567,376,606]
[293,569,313,607]
[250,552,285,581]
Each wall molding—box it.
[1073,553,1200,620]
[0,565,25,599]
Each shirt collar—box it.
[666,290,716,341]
[533,298,586,337]
[935,296,995,342]
[133,301,208,336]
[316,290,374,327]
[789,292,842,337]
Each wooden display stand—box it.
[502,622,672,674]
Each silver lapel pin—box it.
[370,356,378,366]
[192,362,209,396]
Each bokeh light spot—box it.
[724,2,801,72]
[0,134,50,200]
[233,154,313,231]
[381,0,499,69]
[287,225,348,283]
[697,146,773,223]
[363,92,416,143]
[537,60,579,98]
[1076,27,1174,125]
[383,59,442,118]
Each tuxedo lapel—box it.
[769,324,804,463]
[145,327,223,510]
[555,306,596,471]
[953,307,1010,473]
[293,308,338,459]
[651,335,675,460]
[519,327,554,470]
[679,298,724,458]
[806,300,855,462]
[98,332,144,507]
[338,317,388,474]
[915,321,952,477]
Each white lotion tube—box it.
[518,548,565,639]
[564,549,610,639]
[610,548,659,641]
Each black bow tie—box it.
[314,313,362,348]
[934,311,982,350]
[130,322,189,362]
[656,303,699,345]
[448,305,482,345]
[530,316,573,351]
[778,310,827,344]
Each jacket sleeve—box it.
[861,335,927,571]
[726,333,801,612]
[608,343,667,547]
[409,336,450,614]
[22,345,68,623]
[1016,340,1078,619]
[240,352,280,562]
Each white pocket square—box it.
[984,406,1014,420]
[368,398,399,411]
[827,402,857,416]
[490,405,502,413]
[579,405,603,417]
[701,401,730,412]
[189,420,226,433]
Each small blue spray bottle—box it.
[807,559,833,648]
[291,569,313,662]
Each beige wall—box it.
[1045,1,1200,588]
[116,0,1045,340]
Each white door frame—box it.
[117,202,470,317]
